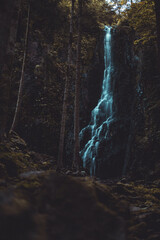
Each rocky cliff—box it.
[80,24,160,179]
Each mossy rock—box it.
[128,222,147,238]
[9,131,27,151]
[0,152,29,177]
[114,183,136,197]
[17,178,42,190]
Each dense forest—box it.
[0,0,160,239]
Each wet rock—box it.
[66,170,88,177]
[20,170,44,179]
[65,170,72,175]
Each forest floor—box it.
[0,132,160,240]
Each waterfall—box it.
[80,26,113,175]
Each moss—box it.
[134,185,149,194]
[114,183,136,197]
[0,143,11,153]
[144,194,159,204]
[132,185,160,204]
[128,222,147,239]
[0,150,32,177]
[0,136,55,180]
[17,180,41,190]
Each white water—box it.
[80,26,113,175]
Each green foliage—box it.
[124,0,156,47]
[12,0,114,154]
[82,0,113,30]
[0,0,115,155]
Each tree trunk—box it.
[57,0,75,169]
[1,0,21,138]
[0,0,16,140]
[122,98,135,176]
[154,0,160,67]
[73,0,82,169]
[10,2,30,132]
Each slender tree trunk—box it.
[0,0,16,140]
[16,0,23,42]
[57,0,75,169]
[7,0,21,55]
[10,2,30,132]
[154,0,160,67]
[122,99,135,176]
[73,0,82,169]
[1,0,21,137]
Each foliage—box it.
[123,0,156,47]
[2,0,114,156]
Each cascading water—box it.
[80,26,114,175]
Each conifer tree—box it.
[0,0,16,140]
[154,0,160,66]
[57,0,75,169]
[73,0,82,169]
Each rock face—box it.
[80,23,160,180]
[99,26,135,178]
[80,32,105,128]
[80,26,135,178]
[65,32,105,164]
[130,44,160,179]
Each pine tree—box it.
[154,0,160,66]
[57,0,75,170]
[0,0,16,140]
[73,0,82,169]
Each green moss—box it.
[0,152,25,177]
[17,180,41,190]
[134,185,149,194]
[0,149,33,178]
[128,222,147,238]
[144,194,159,204]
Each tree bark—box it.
[10,2,30,132]
[57,0,75,169]
[1,0,21,137]
[0,0,16,140]
[154,0,160,67]
[73,0,82,169]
